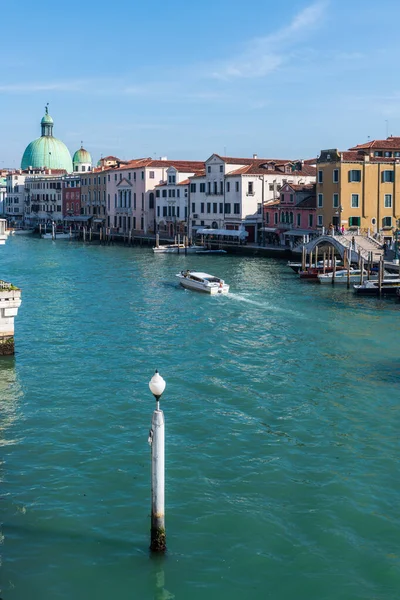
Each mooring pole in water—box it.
[148,370,166,553]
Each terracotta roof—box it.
[296,195,316,208]
[285,183,315,192]
[226,162,316,177]
[264,200,280,207]
[178,178,190,185]
[349,136,400,151]
[340,150,400,163]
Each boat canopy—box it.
[196,228,248,238]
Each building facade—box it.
[188,154,316,242]
[316,138,400,239]
[264,183,316,245]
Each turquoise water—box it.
[1,236,400,600]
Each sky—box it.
[2,0,400,167]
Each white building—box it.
[5,171,27,223]
[24,170,66,225]
[188,154,316,242]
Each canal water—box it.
[1,236,400,600]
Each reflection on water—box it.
[0,237,400,600]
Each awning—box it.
[260,227,279,232]
[282,229,316,236]
[63,216,92,222]
[196,228,249,238]
[93,218,105,223]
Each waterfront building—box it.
[63,174,81,218]
[316,137,400,240]
[107,159,203,234]
[80,167,110,227]
[21,106,73,173]
[5,171,28,224]
[0,175,7,216]
[188,154,316,242]
[263,183,316,246]
[24,170,67,225]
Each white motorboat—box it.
[13,228,35,235]
[354,279,400,296]
[153,244,206,254]
[41,232,76,239]
[318,270,398,285]
[176,270,229,294]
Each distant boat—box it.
[153,244,206,254]
[41,232,77,240]
[13,227,35,235]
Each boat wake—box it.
[228,293,305,317]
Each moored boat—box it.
[176,270,229,294]
[153,244,206,254]
[353,279,400,296]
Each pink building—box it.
[264,183,316,245]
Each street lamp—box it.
[149,369,166,410]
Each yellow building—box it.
[316,137,400,239]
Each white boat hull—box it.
[153,245,205,254]
[176,271,229,294]
[41,233,76,239]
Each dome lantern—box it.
[41,103,54,137]
[72,142,92,172]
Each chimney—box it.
[253,153,258,159]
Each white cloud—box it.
[211,0,328,79]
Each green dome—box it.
[21,107,73,172]
[41,113,54,125]
[21,136,73,171]
[73,146,92,165]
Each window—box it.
[134,172,136,180]
[384,194,392,208]
[213,202,217,213]
[351,194,359,208]
[163,206,167,217]
[156,190,160,198]
[190,183,196,193]
[220,165,223,172]
[213,182,218,195]
[128,172,131,180]
[192,202,195,213]
[220,181,223,195]
[177,189,180,198]
[114,174,117,181]
[149,193,154,209]
[219,203,223,213]
[318,193,323,208]
[333,169,339,183]
[248,182,254,194]
[200,202,205,213]
[281,194,285,203]
[308,214,313,227]
[149,171,155,179]
[141,193,144,209]
[383,216,392,227]
[207,203,211,213]
[318,215,323,226]
[162,190,167,198]
[349,216,361,227]
[274,213,278,225]
[374,151,383,157]
[207,182,211,194]
[141,172,144,180]
[318,170,323,183]
[235,182,239,192]
[290,194,294,202]
[382,170,394,183]
[133,193,136,209]
[200,183,205,193]
[384,151,392,158]
[224,203,231,214]
[348,170,361,182]
[177,207,180,218]
[207,166,211,173]
[226,182,230,192]
[297,213,301,227]
[395,152,400,158]
[333,193,339,208]
[234,203,240,214]
[157,206,160,217]
[168,190,172,198]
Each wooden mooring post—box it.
[360,257,364,285]
[301,245,306,271]
[346,249,351,289]
[323,252,326,274]
[148,370,167,553]
[332,253,336,285]
[378,256,384,297]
